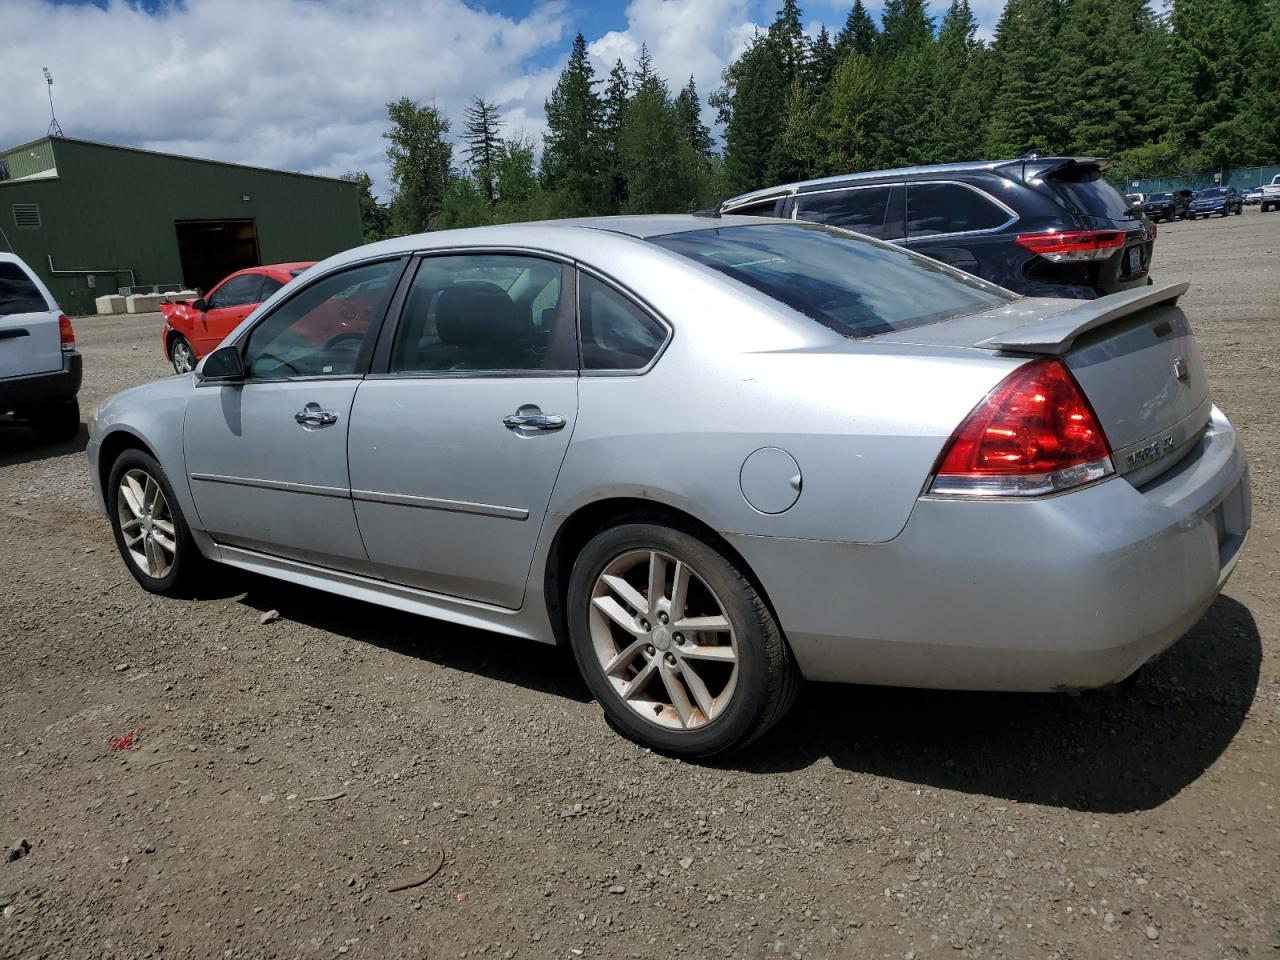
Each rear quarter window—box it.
[906,182,1012,236]
[650,222,1013,339]
[794,185,897,238]
[0,262,48,316]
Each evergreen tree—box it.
[932,0,987,162]
[542,32,608,214]
[383,97,453,234]
[985,0,1067,156]
[878,0,935,56]
[835,0,878,60]
[770,76,827,181]
[674,76,714,158]
[769,0,808,81]
[340,170,391,243]
[824,53,880,172]
[808,26,839,87]
[631,43,656,92]
[462,97,502,206]
[618,69,698,213]
[602,59,632,210]
[715,32,787,194]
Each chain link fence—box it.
[1119,164,1280,194]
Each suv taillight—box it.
[1015,229,1126,262]
[58,314,76,352]
[929,358,1114,497]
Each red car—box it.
[161,262,315,373]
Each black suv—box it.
[1143,190,1194,223]
[719,157,1155,299]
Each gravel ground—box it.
[2,211,1278,960]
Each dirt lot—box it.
[2,212,1278,960]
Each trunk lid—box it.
[0,260,62,380]
[876,282,1211,485]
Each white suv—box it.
[0,252,82,443]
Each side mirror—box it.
[196,345,245,381]
[192,298,208,313]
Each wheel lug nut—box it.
[665,653,677,666]
[645,645,655,656]
[658,612,668,624]
[674,634,684,644]
[640,620,650,632]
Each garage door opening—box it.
[175,219,260,294]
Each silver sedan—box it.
[86,216,1251,757]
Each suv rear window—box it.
[1040,166,1133,220]
[0,262,48,316]
[650,222,1013,339]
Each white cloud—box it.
[0,0,572,197]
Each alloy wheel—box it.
[117,468,177,579]
[172,340,194,374]
[588,548,738,731]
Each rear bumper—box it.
[0,351,82,414]
[729,406,1250,691]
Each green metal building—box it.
[0,136,362,314]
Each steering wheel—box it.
[252,351,302,377]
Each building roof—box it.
[0,136,352,186]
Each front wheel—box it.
[566,521,800,757]
[107,449,202,595]
[170,335,195,374]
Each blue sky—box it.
[11,0,1003,195]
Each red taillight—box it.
[1015,229,1127,262]
[930,358,1114,497]
[58,313,76,351]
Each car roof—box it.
[220,261,318,284]
[719,156,1106,210]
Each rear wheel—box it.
[107,449,202,595]
[28,398,80,444]
[170,335,195,374]
[566,521,800,758]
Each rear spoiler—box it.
[1002,156,1110,184]
[978,281,1189,355]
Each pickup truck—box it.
[1260,174,1280,213]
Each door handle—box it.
[503,412,567,431]
[294,403,338,427]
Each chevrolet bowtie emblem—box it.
[1173,356,1190,382]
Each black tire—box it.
[106,448,203,596]
[169,335,195,375]
[28,398,80,444]
[566,520,800,758]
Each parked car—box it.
[86,217,1251,757]
[1125,192,1146,212]
[0,252,82,443]
[1243,186,1264,205]
[161,262,315,373]
[1188,186,1244,218]
[719,156,1155,299]
[1259,174,1280,212]
[1142,190,1194,223]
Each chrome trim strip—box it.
[351,489,529,521]
[190,473,349,499]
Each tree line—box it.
[345,0,1280,241]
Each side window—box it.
[794,186,894,238]
[0,262,47,316]
[390,254,574,374]
[729,198,782,217]
[579,274,667,371]
[242,260,397,379]
[259,276,284,299]
[906,183,1011,238]
[208,274,264,310]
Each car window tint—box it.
[208,274,264,309]
[651,222,1013,339]
[0,262,47,316]
[578,274,667,370]
[906,183,1010,237]
[794,186,893,237]
[729,199,782,217]
[243,260,396,379]
[390,254,574,374]
[259,276,284,299]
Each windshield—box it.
[1199,188,1227,198]
[649,222,1013,339]
[0,262,48,316]
[1148,192,1172,201]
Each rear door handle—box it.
[295,403,338,427]
[503,412,567,431]
[0,328,30,340]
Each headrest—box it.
[435,281,525,348]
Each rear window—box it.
[0,262,48,316]
[649,222,1013,339]
[1041,166,1133,220]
